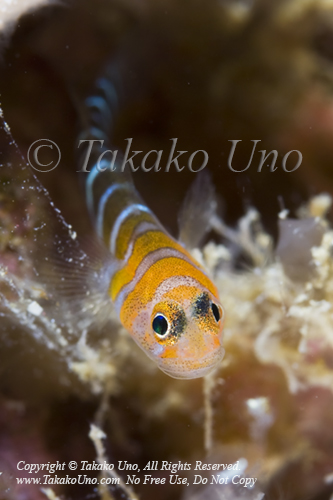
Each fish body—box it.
[79,66,225,379]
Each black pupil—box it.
[153,315,168,336]
[211,303,220,322]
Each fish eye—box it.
[152,314,169,337]
[211,303,221,323]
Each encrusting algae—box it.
[1,1,333,500]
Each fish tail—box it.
[78,62,160,257]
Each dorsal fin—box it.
[178,170,218,250]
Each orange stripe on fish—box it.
[115,210,156,260]
[119,256,219,324]
[110,230,198,300]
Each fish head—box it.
[134,283,225,379]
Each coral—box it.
[0,0,49,34]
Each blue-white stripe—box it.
[109,204,152,255]
[96,183,131,238]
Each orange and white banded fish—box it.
[79,66,225,379]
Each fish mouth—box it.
[157,346,225,380]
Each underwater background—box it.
[1,0,333,499]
